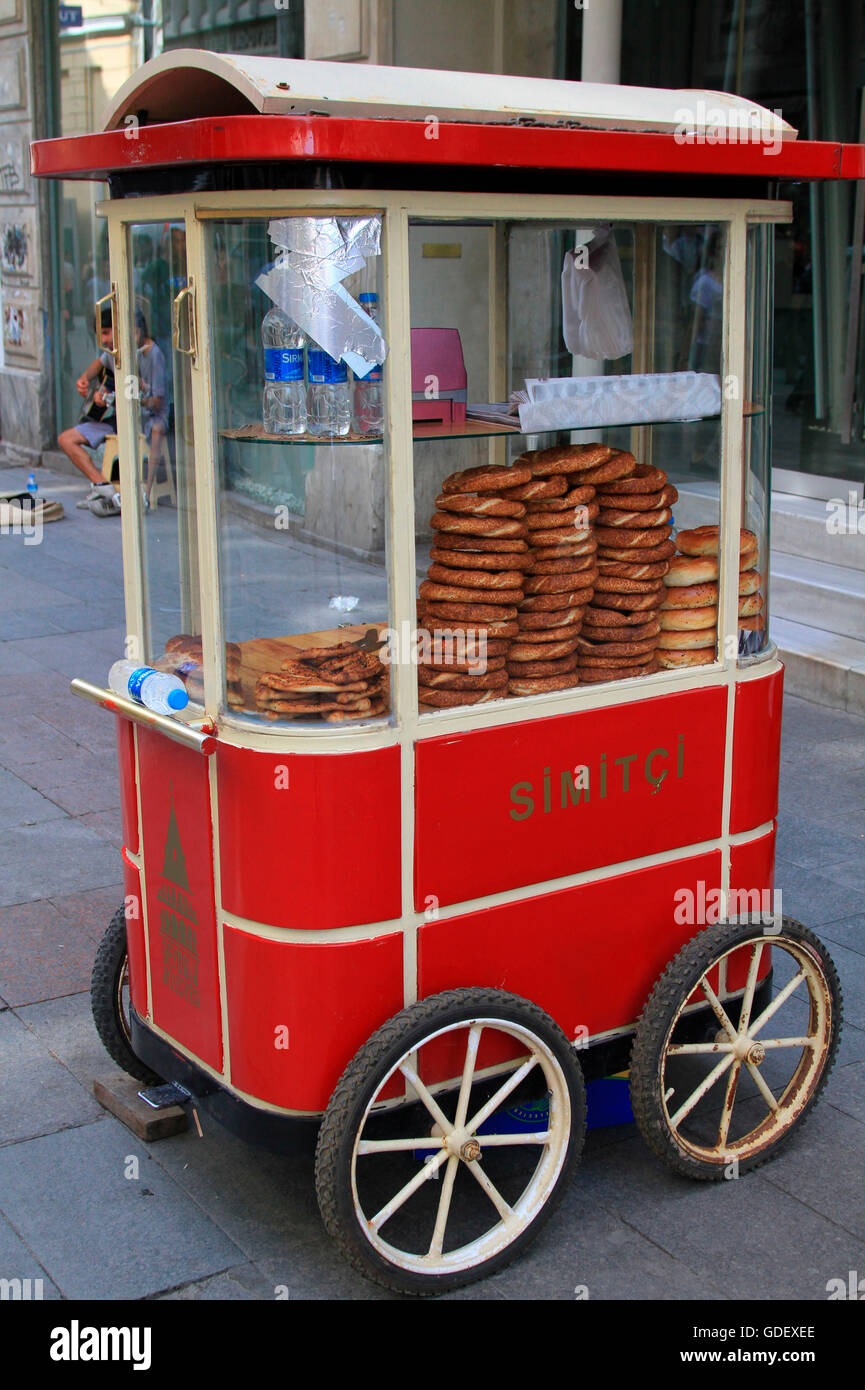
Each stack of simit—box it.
[576,455,678,683]
[658,525,761,667]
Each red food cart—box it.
[31,52,859,1295]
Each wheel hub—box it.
[460,1138,482,1162]
[746,1042,765,1066]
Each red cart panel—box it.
[216,743,402,930]
[121,852,148,1021]
[137,728,223,1070]
[730,668,784,834]
[115,715,139,856]
[418,849,722,1041]
[415,686,727,911]
[223,926,403,1111]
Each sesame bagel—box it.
[508,672,581,695]
[417,630,509,660]
[517,606,586,632]
[500,476,568,501]
[582,605,662,628]
[582,616,660,642]
[529,553,598,576]
[441,463,532,494]
[427,564,526,590]
[573,450,637,485]
[525,484,596,512]
[599,539,677,563]
[596,506,673,529]
[508,636,581,662]
[529,526,595,547]
[656,648,715,669]
[423,599,518,623]
[595,485,677,511]
[526,506,592,531]
[578,662,659,683]
[738,593,764,617]
[531,538,598,562]
[597,559,670,580]
[429,546,535,572]
[419,580,524,607]
[659,606,718,631]
[417,667,509,690]
[577,633,658,657]
[418,687,502,707]
[505,654,579,677]
[420,618,519,640]
[524,569,598,594]
[578,651,655,668]
[594,524,673,548]
[660,581,718,608]
[520,590,594,612]
[432,532,530,554]
[593,575,664,596]
[420,654,506,674]
[600,463,667,495]
[665,555,719,586]
[675,525,757,557]
[518,443,612,476]
[590,590,665,612]
[657,627,717,650]
[434,493,527,518]
[431,512,528,539]
[739,569,762,595]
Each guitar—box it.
[78,363,116,424]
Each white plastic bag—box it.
[562,226,634,361]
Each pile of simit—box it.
[659,525,762,666]
[255,640,389,721]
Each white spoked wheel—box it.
[630,917,842,1179]
[315,989,586,1295]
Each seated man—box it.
[135,309,170,508]
[58,305,120,514]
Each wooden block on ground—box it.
[93,1073,188,1142]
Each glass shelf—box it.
[221,406,765,448]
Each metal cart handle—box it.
[171,280,197,363]
[70,678,216,755]
[94,286,121,372]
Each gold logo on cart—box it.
[508,734,685,821]
[156,790,200,1008]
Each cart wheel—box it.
[90,906,159,1085]
[630,916,842,1179]
[315,988,585,1296]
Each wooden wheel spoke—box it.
[464,1159,514,1223]
[667,1042,733,1055]
[465,1054,538,1136]
[745,1059,780,1113]
[428,1155,460,1258]
[356,1137,441,1155]
[399,1061,454,1134]
[474,1131,550,1147]
[454,1024,483,1131]
[668,1051,736,1130]
[697,975,738,1039]
[370,1146,449,1232]
[737,942,765,1036]
[717,1059,741,1147]
[749,969,808,1039]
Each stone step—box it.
[771,615,865,716]
[770,551,865,642]
[772,490,865,571]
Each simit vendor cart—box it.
[31,53,860,1295]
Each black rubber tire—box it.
[629,916,842,1180]
[315,987,586,1296]
[90,906,159,1084]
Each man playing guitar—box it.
[58,305,121,512]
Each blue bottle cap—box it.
[167,688,189,711]
[359,292,378,303]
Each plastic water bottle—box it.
[262,306,307,435]
[353,292,384,436]
[307,348,351,437]
[108,659,189,715]
[26,473,37,499]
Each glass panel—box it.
[409,218,725,714]
[205,214,391,726]
[740,223,772,662]
[128,221,203,692]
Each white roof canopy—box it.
[102,50,796,142]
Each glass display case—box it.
[110,194,777,731]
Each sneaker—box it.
[89,485,121,517]
[76,484,104,510]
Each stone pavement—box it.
[0,461,863,1301]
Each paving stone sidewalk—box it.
[0,462,863,1301]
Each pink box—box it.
[410,327,467,424]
